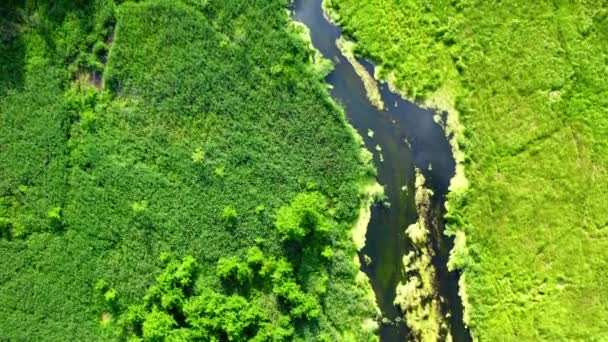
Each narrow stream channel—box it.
[292,1,471,341]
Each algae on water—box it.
[336,37,385,111]
[394,170,451,342]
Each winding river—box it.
[292,1,471,341]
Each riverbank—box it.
[297,0,470,340]
[323,1,471,340]
[326,0,608,340]
[292,15,387,337]
[335,37,384,110]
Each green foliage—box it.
[131,200,148,213]
[0,0,378,340]
[80,110,97,132]
[321,246,334,260]
[273,279,320,319]
[182,290,275,341]
[326,0,452,100]
[216,256,253,284]
[275,192,331,240]
[47,206,63,230]
[104,288,117,303]
[141,308,176,341]
[190,147,204,163]
[95,279,108,292]
[269,258,321,319]
[115,255,297,341]
[332,0,608,340]
[221,205,238,228]
[213,166,225,177]
[217,246,322,320]
[246,246,265,265]
[254,204,266,214]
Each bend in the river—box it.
[292,0,471,341]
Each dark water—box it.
[292,0,471,341]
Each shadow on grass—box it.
[0,2,25,93]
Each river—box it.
[292,0,470,341]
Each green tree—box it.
[141,308,177,341]
[111,253,316,341]
[47,206,63,231]
[221,205,238,228]
[269,258,320,319]
[216,256,253,285]
[275,192,331,240]
[246,246,265,266]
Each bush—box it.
[216,256,253,285]
[114,255,296,341]
[221,205,238,228]
[275,192,331,240]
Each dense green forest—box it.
[0,0,381,340]
[327,0,608,340]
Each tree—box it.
[141,308,177,341]
[221,205,238,228]
[246,246,265,266]
[47,206,63,231]
[275,192,331,240]
[269,258,320,319]
[111,253,314,341]
[216,256,253,284]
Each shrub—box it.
[254,204,265,214]
[141,308,177,341]
[114,255,296,341]
[47,206,63,230]
[216,256,253,284]
[131,200,148,213]
[321,246,334,260]
[191,147,204,163]
[275,192,331,240]
[246,246,265,266]
[104,288,117,303]
[221,205,238,228]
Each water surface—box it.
[292,1,470,341]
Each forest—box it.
[0,0,381,340]
[326,0,608,340]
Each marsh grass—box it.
[330,0,608,339]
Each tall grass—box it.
[329,0,608,339]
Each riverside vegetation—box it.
[326,0,608,340]
[394,171,447,341]
[0,0,384,340]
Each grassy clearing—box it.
[0,0,379,340]
[328,0,608,340]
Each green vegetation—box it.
[0,0,380,340]
[275,191,331,240]
[328,0,608,340]
[103,254,303,341]
[336,37,384,110]
[395,171,447,341]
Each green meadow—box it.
[327,0,608,340]
[0,0,379,340]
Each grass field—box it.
[327,0,608,340]
[0,1,379,340]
